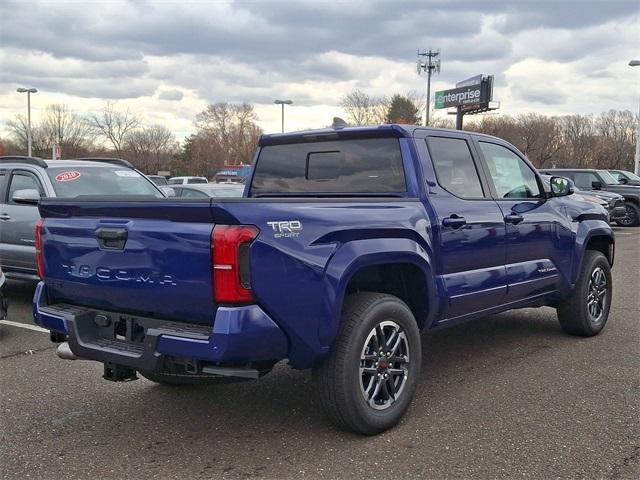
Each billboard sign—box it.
[435,84,484,109]
[435,75,493,110]
[456,74,483,88]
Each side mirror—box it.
[550,176,573,197]
[619,178,628,185]
[11,189,42,205]
[591,180,603,190]
[159,186,176,197]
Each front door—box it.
[0,169,45,275]
[419,134,507,321]
[475,141,573,302]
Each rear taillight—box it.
[35,218,45,279]
[212,225,258,304]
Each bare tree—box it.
[40,104,95,157]
[194,102,262,172]
[514,113,563,167]
[339,89,388,126]
[559,114,596,168]
[593,110,636,169]
[90,102,141,157]
[6,115,48,157]
[124,125,177,174]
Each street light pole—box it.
[629,60,640,176]
[274,99,293,133]
[16,87,38,156]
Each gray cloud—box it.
[0,0,637,112]
[157,89,184,101]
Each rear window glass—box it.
[187,178,208,184]
[46,166,162,198]
[250,138,406,195]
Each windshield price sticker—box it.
[55,171,82,182]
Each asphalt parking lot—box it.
[1,227,638,480]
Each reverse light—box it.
[212,225,258,304]
[35,218,45,279]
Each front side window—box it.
[426,137,484,198]
[596,170,619,185]
[479,142,541,199]
[251,137,406,195]
[8,171,44,204]
[609,171,624,182]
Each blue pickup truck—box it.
[33,125,614,434]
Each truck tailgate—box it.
[39,200,216,325]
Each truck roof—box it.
[258,124,505,146]
[0,156,134,169]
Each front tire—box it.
[313,292,421,435]
[616,202,640,227]
[556,250,612,336]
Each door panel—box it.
[418,136,507,320]
[0,170,44,274]
[475,141,573,301]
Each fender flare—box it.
[318,237,439,349]
[571,221,614,284]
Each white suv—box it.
[167,176,209,185]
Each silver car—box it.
[0,156,164,280]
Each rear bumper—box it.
[32,282,289,372]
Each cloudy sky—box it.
[1,0,638,140]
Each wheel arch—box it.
[572,224,615,284]
[319,238,439,350]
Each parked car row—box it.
[539,168,640,226]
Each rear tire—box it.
[556,250,612,336]
[313,292,421,435]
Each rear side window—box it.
[426,137,484,198]
[46,166,162,198]
[188,178,208,184]
[251,138,406,195]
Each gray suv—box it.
[0,156,164,280]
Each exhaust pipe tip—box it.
[56,342,78,360]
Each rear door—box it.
[417,133,507,320]
[474,140,573,301]
[0,168,45,274]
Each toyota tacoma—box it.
[33,125,614,434]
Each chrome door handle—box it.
[0,213,10,221]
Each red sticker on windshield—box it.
[55,171,81,182]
